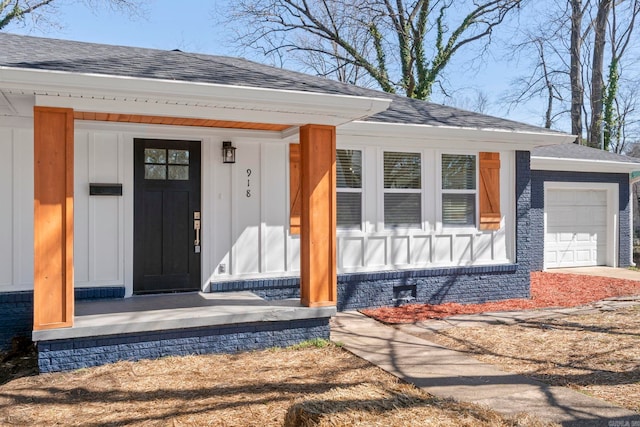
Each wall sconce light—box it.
[222,141,236,164]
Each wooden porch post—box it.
[33,107,75,330]
[299,124,337,307]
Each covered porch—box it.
[1,67,391,370]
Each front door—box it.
[134,139,201,294]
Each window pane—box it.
[145,164,166,180]
[442,154,476,190]
[384,152,421,189]
[336,149,362,189]
[145,148,166,164]
[168,165,189,180]
[384,193,421,228]
[337,192,361,229]
[442,193,476,226]
[168,149,189,165]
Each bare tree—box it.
[1,0,145,30]
[610,84,640,154]
[1,0,54,28]
[505,32,568,129]
[603,0,640,150]
[442,87,491,114]
[507,0,640,149]
[570,0,586,142]
[226,0,526,100]
[296,39,374,85]
[587,0,612,147]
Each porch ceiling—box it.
[73,111,291,132]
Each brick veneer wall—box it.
[336,264,526,310]
[530,170,631,271]
[37,317,329,373]
[0,287,125,351]
[212,151,533,311]
[211,277,300,300]
[0,292,33,351]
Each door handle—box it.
[194,219,201,245]
[194,212,201,253]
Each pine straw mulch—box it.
[0,342,556,427]
[422,305,640,413]
[362,272,640,324]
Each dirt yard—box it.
[0,341,553,426]
[412,305,640,413]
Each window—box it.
[441,154,476,226]
[384,151,421,228]
[336,149,362,229]
[144,148,189,180]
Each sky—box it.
[3,0,548,127]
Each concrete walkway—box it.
[548,266,640,281]
[331,307,640,426]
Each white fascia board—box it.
[339,121,574,149]
[1,67,391,126]
[532,156,640,173]
[35,94,362,127]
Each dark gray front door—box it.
[133,139,201,294]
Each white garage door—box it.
[545,188,608,268]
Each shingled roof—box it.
[0,32,561,134]
[532,143,640,164]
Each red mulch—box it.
[361,272,640,324]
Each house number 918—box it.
[246,169,252,198]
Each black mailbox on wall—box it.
[89,183,123,196]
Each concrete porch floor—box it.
[32,291,336,342]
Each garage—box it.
[529,143,638,272]
[545,188,608,268]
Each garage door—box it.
[545,188,607,268]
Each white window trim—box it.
[336,147,364,233]
[437,151,479,232]
[382,150,423,230]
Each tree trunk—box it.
[570,0,584,144]
[588,0,612,148]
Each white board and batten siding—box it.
[207,139,300,282]
[0,126,34,293]
[74,131,128,289]
[0,119,517,294]
[544,182,618,269]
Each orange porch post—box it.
[299,124,337,307]
[33,107,75,330]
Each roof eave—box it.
[339,121,574,149]
[531,156,640,173]
[0,67,392,126]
